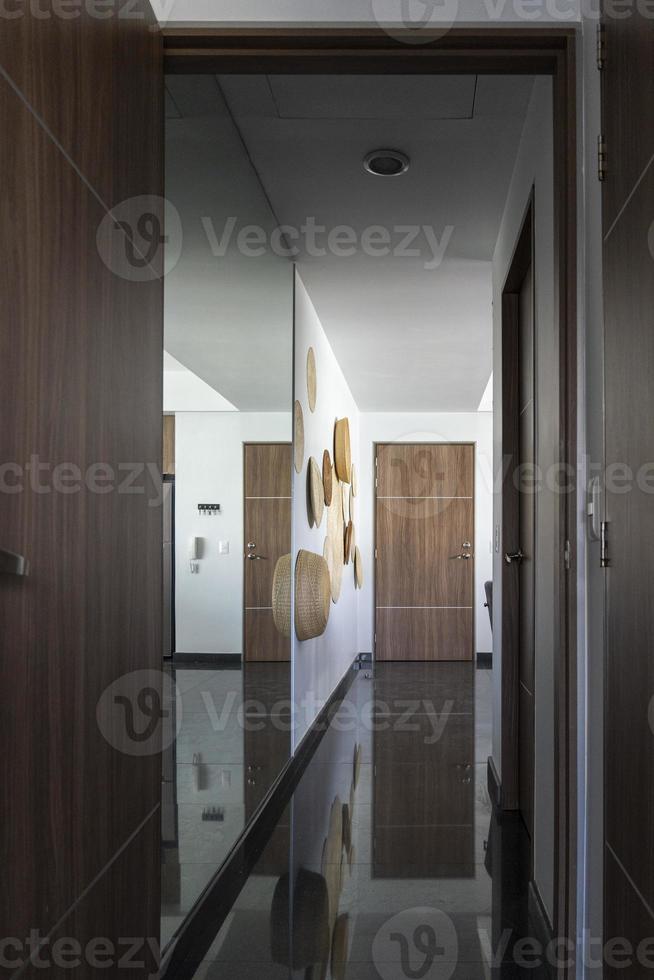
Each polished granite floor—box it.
[161,663,292,948]
[175,662,546,979]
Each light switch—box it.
[218,540,230,555]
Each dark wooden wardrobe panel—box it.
[0,3,163,974]
[602,10,654,966]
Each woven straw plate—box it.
[294,401,305,474]
[354,546,364,590]
[344,522,353,565]
[308,457,325,528]
[272,553,291,638]
[326,483,344,601]
[322,450,333,506]
[295,549,330,641]
[351,464,358,497]
[307,346,317,412]
[334,418,352,483]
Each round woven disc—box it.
[307,346,317,412]
[308,457,325,528]
[322,450,333,506]
[295,549,330,641]
[354,546,364,590]
[334,418,352,483]
[351,464,358,497]
[272,553,292,638]
[294,401,305,474]
[326,483,344,602]
[344,521,353,565]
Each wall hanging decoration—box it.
[354,546,364,590]
[334,418,352,483]
[295,549,331,641]
[323,536,343,604]
[344,521,354,565]
[294,400,305,474]
[308,457,325,528]
[307,346,317,412]
[322,450,333,506]
[342,481,350,524]
[272,553,292,638]
[348,485,355,523]
[351,464,358,497]
[326,482,344,601]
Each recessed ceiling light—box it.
[363,149,410,177]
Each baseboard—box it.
[169,652,242,668]
[160,659,358,979]
[477,651,492,669]
[355,651,373,668]
[487,756,502,809]
[528,880,555,976]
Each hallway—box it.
[183,663,542,979]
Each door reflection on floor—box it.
[189,663,542,979]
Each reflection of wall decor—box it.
[322,450,333,506]
[295,549,331,641]
[272,553,292,638]
[351,464,358,497]
[334,418,352,483]
[342,803,352,853]
[307,346,317,412]
[308,457,325,528]
[321,797,344,924]
[344,522,353,565]
[354,546,364,590]
[271,870,329,967]
[331,913,350,980]
[294,400,305,474]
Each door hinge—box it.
[600,521,610,568]
[374,548,378,560]
[564,539,571,572]
[598,135,608,182]
[596,24,606,70]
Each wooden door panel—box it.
[0,1,163,969]
[376,498,474,607]
[376,608,473,662]
[244,498,290,607]
[377,443,473,498]
[244,443,292,498]
[244,444,291,662]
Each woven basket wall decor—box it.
[295,549,331,641]
[272,553,292,638]
[334,418,352,483]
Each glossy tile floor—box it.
[183,662,545,979]
[161,663,291,948]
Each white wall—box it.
[175,411,291,655]
[357,412,494,655]
[292,274,360,743]
[492,76,556,920]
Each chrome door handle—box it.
[0,549,29,576]
[246,554,268,560]
[505,550,524,565]
[449,553,472,560]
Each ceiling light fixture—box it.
[363,149,410,177]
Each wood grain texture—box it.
[376,443,473,498]
[0,1,163,971]
[244,444,291,662]
[375,444,474,662]
[163,415,176,475]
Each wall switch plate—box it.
[218,541,229,555]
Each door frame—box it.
[373,441,477,663]
[163,25,578,966]
[501,193,536,842]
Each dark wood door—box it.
[375,444,475,661]
[518,264,535,841]
[602,14,654,970]
[244,443,291,662]
[0,4,163,975]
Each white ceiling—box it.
[165,73,535,412]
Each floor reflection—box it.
[161,662,291,948]
[186,663,542,979]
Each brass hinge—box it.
[600,521,610,568]
[596,24,606,70]
[564,539,571,572]
[598,135,608,182]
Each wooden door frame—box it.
[501,192,535,838]
[373,441,477,663]
[163,25,578,967]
